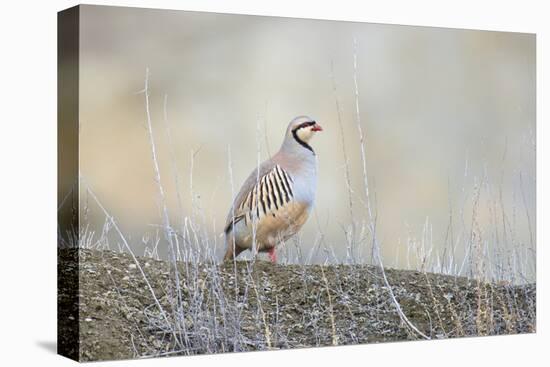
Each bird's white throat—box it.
[296,126,316,143]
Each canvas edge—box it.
[57,4,80,362]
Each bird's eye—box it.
[292,120,316,133]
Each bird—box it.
[223,115,323,263]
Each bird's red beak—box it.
[311,123,323,132]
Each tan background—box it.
[78,6,535,273]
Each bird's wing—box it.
[224,160,295,234]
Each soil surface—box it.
[58,249,536,361]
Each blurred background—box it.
[75,5,535,277]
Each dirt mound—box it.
[58,249,535,361]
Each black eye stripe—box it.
[292,121,316,133]
[291,120,316,154]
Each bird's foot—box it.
[267,247,277,263]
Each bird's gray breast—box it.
[287,158,317,209]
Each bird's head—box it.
[286,115,323,149]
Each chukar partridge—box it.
[223,116,323,263]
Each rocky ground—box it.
[58,249,536,362]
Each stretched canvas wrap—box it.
[58,5,536,362]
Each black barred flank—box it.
[274,168,289,203]
[276,166,292,202]
[259,177,266,215]
[267,176,279,211]
[270,173,283,209]
[265,177,272,211]
[229,165,296,229]
[281,169,293,196]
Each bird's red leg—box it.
[267,247,277,263]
